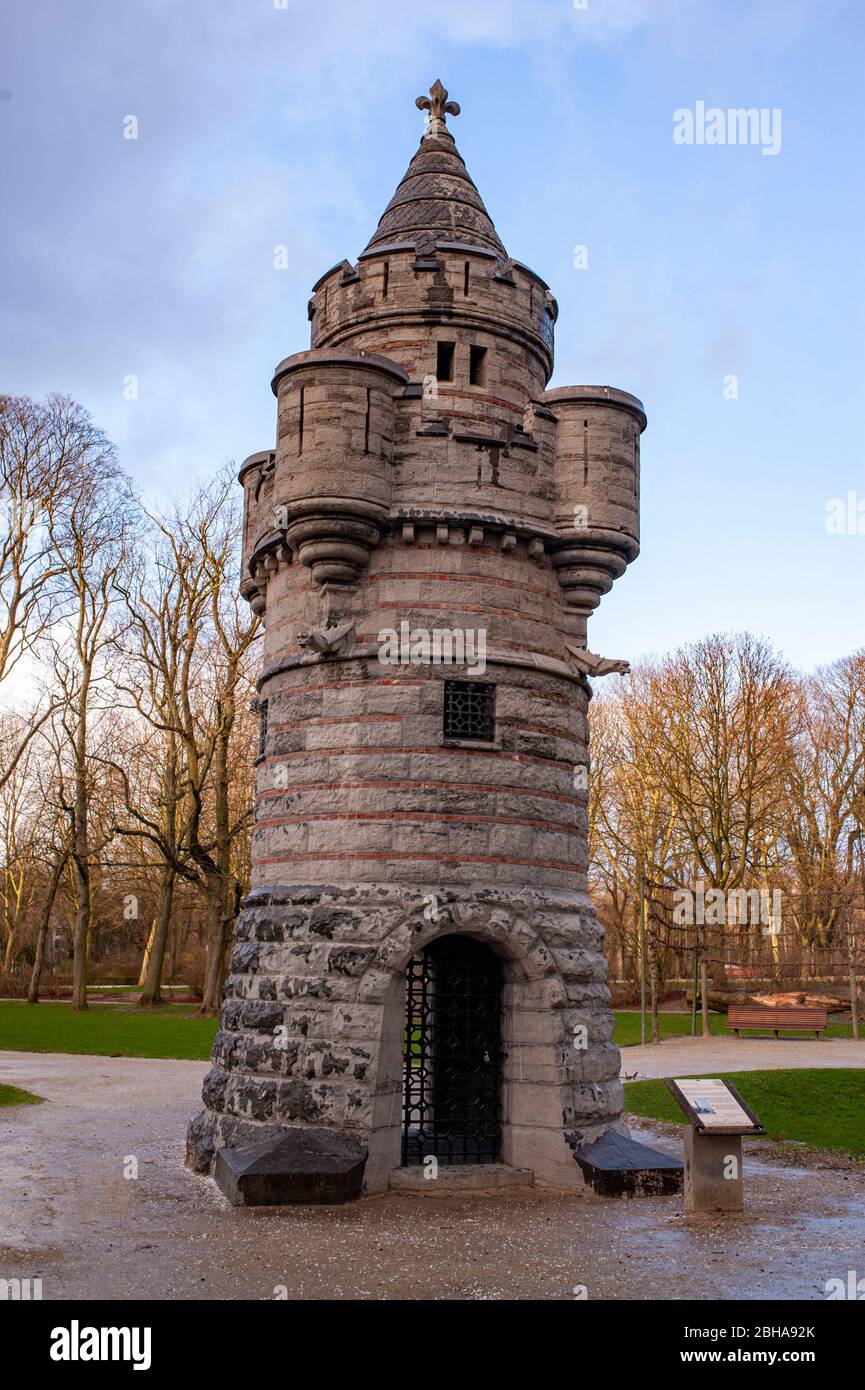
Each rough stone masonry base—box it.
[186,882,628,1194]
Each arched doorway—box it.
[401,934,503,1166]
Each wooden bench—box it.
[728,1005,828,1038]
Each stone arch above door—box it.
[359,900,568,1007]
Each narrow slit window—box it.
[436,341,455,381]
[443,681,496,742]
[463,260,470,296]
[364,386,371,454]
[298,387,305,455]
[258,699,269,760]
[469,345,487,386]
[382,260,389,299]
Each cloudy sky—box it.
[1,0,863,671]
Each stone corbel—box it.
[279,499,387,587]
[549,536,630,614]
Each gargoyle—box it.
[565,643,630,677]
[296,619,355,657]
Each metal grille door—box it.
[401,935,503,1165]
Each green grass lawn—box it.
[625,1068,865,1159]
[0,1000,217,1061]
[0,1082,44,1107]
[614,1010,855,1046]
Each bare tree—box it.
[45,430,136,1011]
[634,634,794,1031]
[0,395,96,789]
[110,472,259,1012]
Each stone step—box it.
[388,1163,534,1195]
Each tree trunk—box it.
[27,851,67,1004]
[70,678,91,1013]
[70,776,90,1011]
[198,703,238,1015]
[137,918,158,988]
[70,874,90,1011]
[700,953,710,1039]
[848,914,860,1042]
[648,913,660,1044]
[199,869,228,1015]
[139,867,176,1007]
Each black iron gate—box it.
[401,934,503,1165]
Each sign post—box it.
[665,1078,764,1214]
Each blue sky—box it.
[1,0,863,672]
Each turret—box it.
[545,385,646,625]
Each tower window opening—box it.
[382,260,389,299]
[443,680,496,742]
[298,387,305,456]
[469,345,487,386]
[436,341,455,381]
[364,386,371,454]
[463,260,470,296]
[257,699,268,760]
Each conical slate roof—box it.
[362,81,506,258]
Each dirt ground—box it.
[1,1050,863,1301]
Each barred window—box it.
[443,681,495,742]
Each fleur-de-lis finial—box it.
[415,79,460,138]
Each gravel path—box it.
[1,1049,863,1301]
[620,1035,865,1081]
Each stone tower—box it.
[187,82,668,1202]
